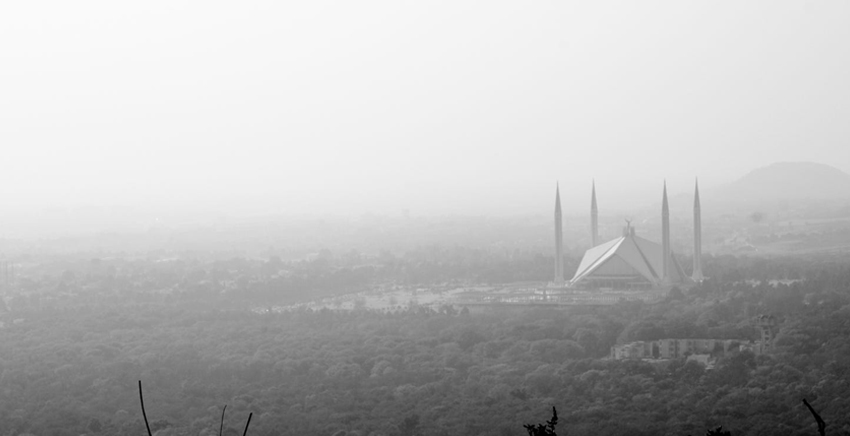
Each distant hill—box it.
[717,162,850,203]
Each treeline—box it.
[10,243,843,313]
[3,259,850,435]
[5,246,563,310]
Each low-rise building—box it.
[611,338,758,361]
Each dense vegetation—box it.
[5,246,559,313]
[1,252,850,435]
[4,247,827,310]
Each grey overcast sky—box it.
[1,1,849,228]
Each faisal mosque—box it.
[554,180,704,291]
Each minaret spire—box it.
[591,180,599,247]
[661,180,671,282]
[554,183,564,286]
[692,178,704,282]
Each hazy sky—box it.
[2,1,849,230]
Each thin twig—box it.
[803,398,826,436]
[220,404,228,436]
[242,412,253,436]
[138,380,153,436]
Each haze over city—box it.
[6,2,850,436]
[2,1,849,237]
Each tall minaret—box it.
[692,178,704,282]
[591,180,599,247]
[554,183,565,285]
[661,181,671,282]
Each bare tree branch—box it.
[242,412,253,436]
[138,380,153,436]
[803,398,826,436]
[220,404,228,436]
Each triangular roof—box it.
[570,233,687,287]
[572,237,621,279]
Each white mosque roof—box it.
[570,233,687,287]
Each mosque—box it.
[553,181,704,291]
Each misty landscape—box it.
[3,2,850,436]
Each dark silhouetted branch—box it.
[242,412,253,436]
[220,404,228,436]
[138,380,153,436]
[137,381,252,435]
[524,407,558,436]
[705,426,731,436]
[803,398,826,436]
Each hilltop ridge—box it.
[718,162,850,202]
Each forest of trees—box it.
[1,251,850,435]
[3,246,560,312]
[3,246,829,311]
